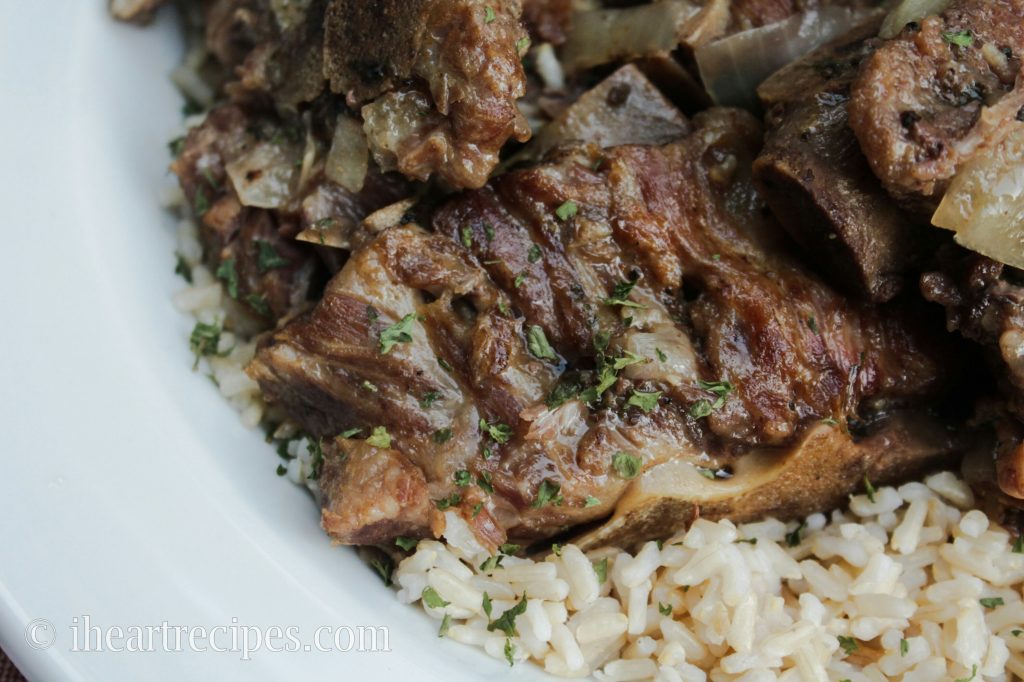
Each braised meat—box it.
[249,109,956,547]
[755,18,926,301]
[323,0,532,188]
[848,0,1024,213]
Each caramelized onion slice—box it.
[878,0,952,39]
[225,141,302,209]
[325,116,369,194]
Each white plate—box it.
[0,3,546,679]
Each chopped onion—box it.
[932,125,1024,270]
[878,0,951,39]
[695,7,872,110]
[325,116,369,194]
[559,0,700,73]
[225,141,301,209]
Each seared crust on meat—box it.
[848,0,1024,212]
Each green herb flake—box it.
[370,556,394,586]
[514,272,527,288]
[736,538,758,545]
[437,356,454,372]
[435,493,462,511]
[460,224,473,248]
[1012,629,1023,637]
[306,438,325,480]
[528,244,542,263]
[438,614,452,638]
[361,380,378,393]
[864,475,877,503]
[174,253,193,283]
[551,543,562,556]
[941,29,973,47]
[593,557,608,583]
[980,597,1004,609]
[626,390,662,413]
[453,469,471,487]
[527,325,557,361]
[256,240,289,273]
[603,279,645,308]
[276,463,287,476]
[245,293,271,317]
[482,592,493,618]
[422,586,450,609]
[555,200,577,221]
[532,479,563,508]
[480,419,514,444]
[658,602,673,616]
[189,321,222,367]
[435,428,455,445]
[612,351,646,370]
[484,222,496,241]
[488,594,528,637]
[420,391,441,408]
[821,417,839,426]
[478,471,494,494]
[366,426,392,449]
[786,522,806,548]
[395,536,418,551]
[215,258,239,299]
[1013,533,1023,553]
[193,188,209,216]
[696,466,717,480]
[471,502,483,517]
[499,543,521,555]
[837,635,858,656]
[656,347,668,362]
[690,400,714,419]
[612,451,642,480]
[339,427,362,438]
[484,5,496,22]
[584,495,600,508]
[504,638,515,666]
[955,664,978,682]
[900,639,909,656]
[480,555,504,572]
[168,136,185,157]
[379,313,418,354]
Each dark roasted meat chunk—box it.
[249,109,956,546]
[848,0,1024,212]
[523,0,573,44]
[323,0,532,188]
[755,18,926,301]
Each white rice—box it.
[169,213,1022,681]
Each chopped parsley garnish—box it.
[488,594,528,637]
[193,188,209,216]
[658,602,673,616]
[514,272,527,288]
[545,375,583,409]
[478,471,494,494]
[786,522,806,547]
[941,29,973,47]
[422,586,450,609]
[435,493,461,510]
[420,391,441,408]
[338,427,362,438]
[471,502,483,517]
[370,556,394,586]
[366,305,379,321]
[863,475,877,503]
[174,253,193,283]
[256,240,289,272]
[395,536,418,551]
[496,300,511,316]
[361,380,378,393]
[527,325,557,361]
[276,463,287,476]
[528,244,542,263]
[215,258,239,299]
[1013,629,1023,637]
[460,224,473,248]
[435,428,455,445]
[480,419,513,443]
[438,614,452,638]
[696,466,717,480]
[980,597,1004,609]
[366,426,391,449]
[821,417,839,426]
[189,321,221,367]
[484,223,496,241]
[736,538,758,545]
[603,279,645,308]
[655,347,668,362]
[482,592,493,617]
[955,664,978,682]
[807,316,819,334]
[437,356,454,372]
[579,365,618,405]
[532,479,563,508]
[484,5,496,22]
[613,351,646,370]
[379,313,417,354]
[593,557,608,583]
[480,555,504,572]
[555,200,577,221]
[627,390,661,413]
[245,293,271,317]
[900,639,909,656]
[306,438,325,480]
[689,380,733,419]
[612,451,642,479]
[837,635,858,655]
[504,638,515,666]
[168,136,185,157]
[453,469,471,486]
[499,543,521,555]
[515,36,531,53]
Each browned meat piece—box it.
[523,0,573,44]
[754,18,926,301]
[250,109,958,546]
[323,0,531,188]
[848,0,1024,213]
[110,0,167,23]
[172,104,409,327]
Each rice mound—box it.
[170,210,1023,680]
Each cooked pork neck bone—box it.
[755,18,925,302]
[848,0,1024,213]
[323,0,532,188]
[248,110,951,547]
